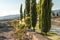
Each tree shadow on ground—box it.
[0,26,15,33]
[0,36,7,40]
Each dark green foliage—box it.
[36,1,40,16]
[57,13,59,16]
[25,0,30,16]
[40,0,52,35]
[25,0,31,29]
[38,0,42,29]
[20,4,23,21]
[30,0,37,31]
[15,24,27,40]
[24,9,26,19]
[25,17,31,29]
[52,12,55,16]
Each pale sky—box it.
[0,0,60,17]
[20,0,60,10]
[0,0,20,17]
[52,0,60,10]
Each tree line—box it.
[20,0,52,35]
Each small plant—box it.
[14,23,27,40]
[25,17,31,29]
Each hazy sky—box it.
[20,0,60,10]
[0,0,20,17]
[0,0,60,17]
[52,0,60,10]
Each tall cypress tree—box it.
[30,0,37,31]
[52,11,55,16]
[20,4,23,21]
[57,13,58,16]
[38,0,42,29]
[40,0,52,35]
[25,0,31,29]
[25,0,30,16]
[24,9,26,19]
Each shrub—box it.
[15,23,27,40]
[25,17,31,29]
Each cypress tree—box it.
[39,0,42,29]
[25,0,31,29]
[57,13,58,16]
[40,0,52,35]
[36,0,42,29]
[24,9,26,19]
[25,0,30,16]
[20,4,23,21]
[30,0,37,31]
[52,12,55,16]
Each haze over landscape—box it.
[0,0,20,17]
[0,0,60,40]
[0,0,60,17]
[20,0,60,10]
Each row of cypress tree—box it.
[24,0,37,31]
[20,0,52,35]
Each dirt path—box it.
[0,26,18,40]
[51,18,60,27]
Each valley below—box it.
[0,17,60,40]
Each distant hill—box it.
[52,9,60,14]
[0,14,20,21]
[0,9,60,21]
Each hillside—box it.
[52,9,60,14]
[0,14,20,21]
[0,9,60,21]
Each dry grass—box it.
[35,23,60,40]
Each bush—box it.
[25,17,31,29]
[11,19,19,28]
[15,23,27,40]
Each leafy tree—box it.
[30,0,37,31]
[20,4,23,22]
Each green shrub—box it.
[25,17,31,29]
[15,23,27,40]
